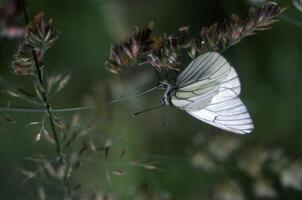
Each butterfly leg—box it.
[162,106,166,127]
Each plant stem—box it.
[21,0,61,155]
[0,105,94,113]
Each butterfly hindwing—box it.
[170,52,254,134]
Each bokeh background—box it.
[1,0,302,199]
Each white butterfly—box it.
[293,0,302,12]
[161,52,254,134]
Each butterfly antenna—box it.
[106,86,158,105]
[133,104,163,117]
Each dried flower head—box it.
[11,43,36,75]
[105,1,283,74]
[148,26,189,71]
[11,12,58,76]
[106,25,189,73]
[106,22,154,73]
[193,1,284,55]
[25,12,58,54]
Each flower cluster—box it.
[106,23,154,73]
[25,12,58,54]
[193,1,284,55]
[11,13,58,76]
[148,26,189,71]
[11,43,36,75]
[105,1,284,74]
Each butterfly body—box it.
[161,82,174,106]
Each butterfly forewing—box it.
[171,52,232,110]
[176,52,231,88]
[170,52,254,134]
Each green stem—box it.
[21,0,61,155]
[0,84,159,113]
[0,106,93,113]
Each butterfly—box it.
[160,52,254,134]
[293,0,302,12]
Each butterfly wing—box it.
[171,52,232,110]
[170,52,254,134]
[185,67,253,134]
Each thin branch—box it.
[0,84,159,113]
[0,105,94,113]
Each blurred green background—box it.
[1,0,302,199]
